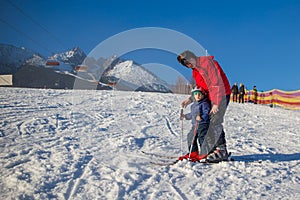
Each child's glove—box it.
[196,115,202,121]
[180,113,185,120]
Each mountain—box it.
[50,47,86,68]
[0,44,86,74]
[0,44,172,92]
[103,60,171,92]
[79,54,172,92]
[0,44,45,74]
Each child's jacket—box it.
[185,97,211,126]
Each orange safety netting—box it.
[231,89,300,110]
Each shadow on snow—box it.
[233,153,300,163]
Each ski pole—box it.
[188,120,199,160]
[180,107,184,155]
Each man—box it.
[252,85,258,104]
[239,83,245,103]
[231,83,238,102]
[177,50,231,162]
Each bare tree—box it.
[173,76,191,94]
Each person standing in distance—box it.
[239,83,245,103]
[252,85,258,104]
[231,83,238,102]
[177,50,232,162]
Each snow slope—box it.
[0,87,299,199]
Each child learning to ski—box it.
[179,87,211,162]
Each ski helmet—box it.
[191,87,205,95]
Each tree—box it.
[173,76,191,94]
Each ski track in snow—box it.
[0,87,299,199]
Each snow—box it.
[51,47,86,66]
[107,60,170,92]
[0,87,299,199]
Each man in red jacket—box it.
[177,50,231,163]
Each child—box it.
[179,87,211,162]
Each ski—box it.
[149,152,234,166]
[149,159,220,166]
[141,151,178,160]
[149,157,235,166]
[149,159,179,166]
[140,151,179,166]
[148,152,262,166]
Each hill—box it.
[0,87,299,199]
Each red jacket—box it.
[192,56,231,106]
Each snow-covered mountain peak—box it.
[106,59,171,92]
[50,47,86,67]
[25,54,45,66]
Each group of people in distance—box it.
[231,83,258,104]
[231,82,246,103]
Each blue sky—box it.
[1,0,299,91]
